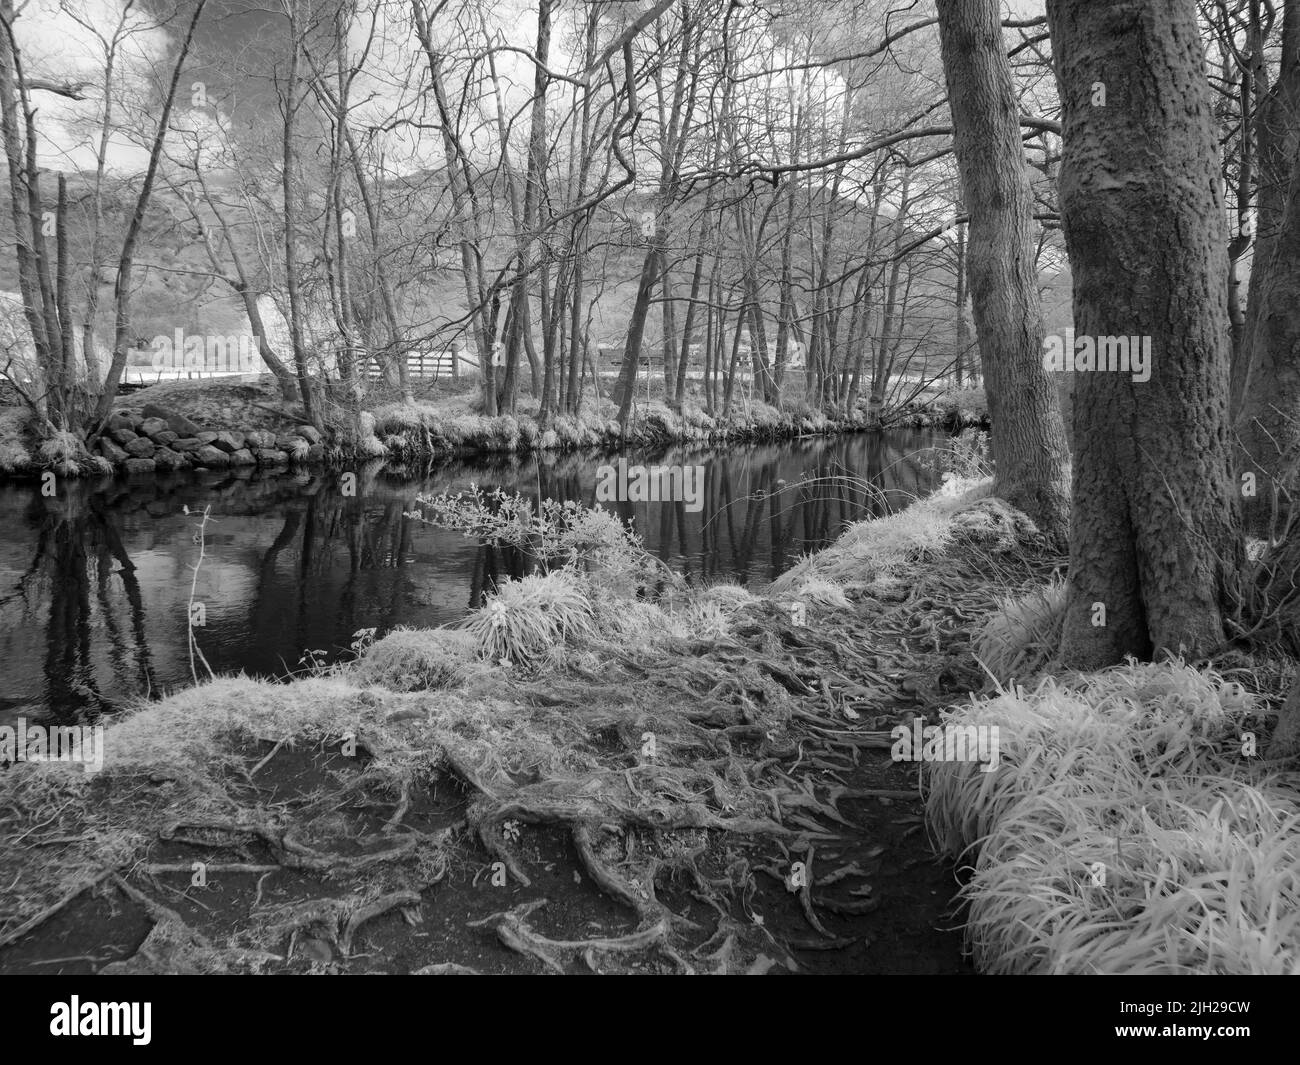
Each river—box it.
[0,429,944,723]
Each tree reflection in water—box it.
[0,430,940,720]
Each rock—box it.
[122,457,156,475]
[142,403,200,437]
[124,436,155,458]
[195,431,219,445]
[255,448,289,466]
[98,438,129,464]
[274,432,301,451]
[168,413,202,436]
[193,445,230,468]
[296,424,322,444]
[305,442,325,463]
[139,417,169,437]
[172,437,203,453]
[109,427,137,446]
[152,429,178,446]
[227,448,256,466]
[244,429,275,449]
[106,412,135,433]
[211,430,246,453]
[153,447,186,470]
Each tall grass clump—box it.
[973,577,1067,685]
[924,660,1299,973]
[462,568,596,668]
[354,627,478,691]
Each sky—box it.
[15,0,1049,178]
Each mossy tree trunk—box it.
[935,0,1072,548]
[1046,0,1244,668]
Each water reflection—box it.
[0,430,942,722]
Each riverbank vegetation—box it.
[0,476,1033,973]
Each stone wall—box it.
[95,403,325,474]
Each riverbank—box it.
[0,475,1027,974]
[0,377,989,481]
[9,474,1280,974]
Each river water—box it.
[0,430,943,723]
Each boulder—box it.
[306,442,325,463]
[212,430,246,453]
[172,437,203,453]
[244,429,275,449]
[139,417,169,437]
[122,457,156,475]
[195,431,219,445]
[142,403,201,436]
[106,412,135,433]
[255,448,289,466]
[193,445,230,468]
[109,427,138,446]
[98,438,129,464]
[296,424,323,445]
[152,429,178,446]
[274,432,301,451]
[124,436,155,458]
[153,447,186,471]
[168,413,202,436]
[227,448,256,466]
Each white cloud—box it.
[16,0,171,174]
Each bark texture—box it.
[936,0,1072,546]
[1047,0,1243,668]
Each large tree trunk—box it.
[1047,0,1243,668]
[1236,0,1300,534]
[936,0,1072,545]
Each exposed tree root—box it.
[257,888,425,958]
[0,869,115,949]
[468,899,674,974]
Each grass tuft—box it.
[924,660,1298,973]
